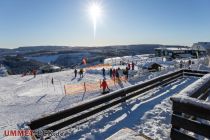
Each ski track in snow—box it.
[0,68,198,140]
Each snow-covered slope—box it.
[0,66,8,77]
[0,58,207,140]
[0,67,179,140]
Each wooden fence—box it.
[170,70,210,140]
[24,69,208,139]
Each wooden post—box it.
[82,82,86,101]
[64,85,67,95]
[84,82,86,93]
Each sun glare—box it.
[88,2,102,40]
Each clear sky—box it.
[0,0,210,48]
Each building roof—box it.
[155,47,190,51]
[142,62,162,68]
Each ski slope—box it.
[0,62,206,140]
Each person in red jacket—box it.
[100,79,110,94]
[128,63,131,70]
[112,69,116,78]
[131,61,135,70]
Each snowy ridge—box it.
[0,66,8,77]
[174,73,210,97]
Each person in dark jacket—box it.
[112,69,116,78]
[102,68,105,77]
[74,69,77,78]
[125,67,129,80]
[109,68,112,77]
[128,63,131,70]
[131,62,135,70]
[180,60,183,68]
[79,69,84,78]
[51,77,54,85]
[116,69,120,81]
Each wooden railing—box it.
[23,69,208,139]
[170,70,210,140]
[170,97,210,140]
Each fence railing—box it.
[170,70,210,140]
[170,97,210,140]
[24,69,208,139]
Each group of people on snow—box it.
[74,68,84,78]
[108,68,120,80]
[179,59,193,69]
[127,61,135,70]
[102,62,135,80]
[22,69,37,78]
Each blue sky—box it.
[0,0,210,48]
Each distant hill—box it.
[0,44,186,57]
[0,44,186,73]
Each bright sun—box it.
[88,2,102,40]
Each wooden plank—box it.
[188,79,210,98]
[44,97,125,131]
[198,89,210,101]
[172,114,210,138]
[172,100,210,121]
[29,89,125,129]
[184,73,205,77]
[170,129,196,140]
[183,69,209,75]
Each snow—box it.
[106,128,147,140]
[0,66,188,140]
[171,73,210,109]
[0,66,8,77]
[172,96,210,110]
[60,77,198,140]
[104,55,163,66]
[155,47,190,51]
[174,73,210,97]
[0,53,209,140]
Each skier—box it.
[109,68,112,77]
[74,69,77,78]
[79,69,84,78]
[132,62,135,70]
[180,60,183,69]
[116,69,120,81]
[128,63,131,70]
[32,69,36,78]
[102,68,105,77]
[51,77,54,85]
[100,79,110,94]
[125,67,129,80]
[112,69,116,78]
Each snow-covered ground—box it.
[0,66,182,140]
[0,54,209,140]
[0,66,8,77]
[61,77,198,140]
